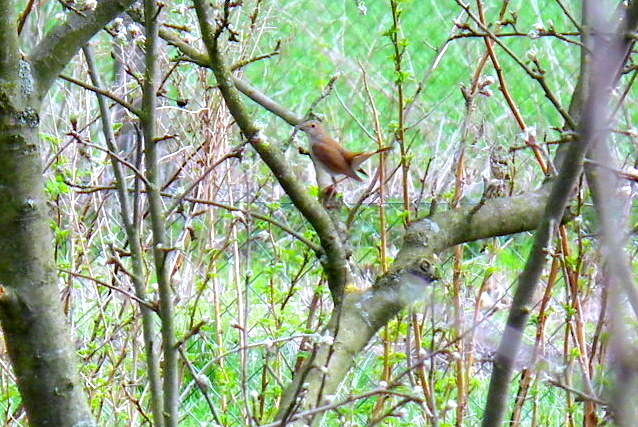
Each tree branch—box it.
[275,184,554,424]
[143,15,303,125]
[481,2,638,424]
[59,73,142,116]
[139,0,178,424]
[30,0,136,95]
[192,0,350,304]
[82,43,165,426]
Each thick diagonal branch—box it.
[192,0,350,304]
[30,0,136,94]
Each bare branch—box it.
[482,2,638,424]
[59,73,142,116]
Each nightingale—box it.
[296,120,391,182]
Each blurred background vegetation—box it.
[2,0,636,425]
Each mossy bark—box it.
[0,77,94,426]
[0,0,135,424]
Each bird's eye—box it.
[310,124,316,128]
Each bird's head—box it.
[295,120,326,138]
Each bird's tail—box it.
[351,146,392,170]
[373,146,393,155]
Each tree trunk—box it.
[0,63,93,427]
[0,119,94,424]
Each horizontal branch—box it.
[62,179,321,252]
[173,195,322,253]
[394,185,552,270]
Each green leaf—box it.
[45,175,70,198]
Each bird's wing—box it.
[312,140,362,181]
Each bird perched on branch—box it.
[296,120,391,183]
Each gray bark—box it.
[0,0,135,423]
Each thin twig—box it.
[58,268,157,311]
[59,73,142,116]
[546,379,607,406]
[455,0,576,129]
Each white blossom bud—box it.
[128,24,142,38]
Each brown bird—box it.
[296,120,391,182]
